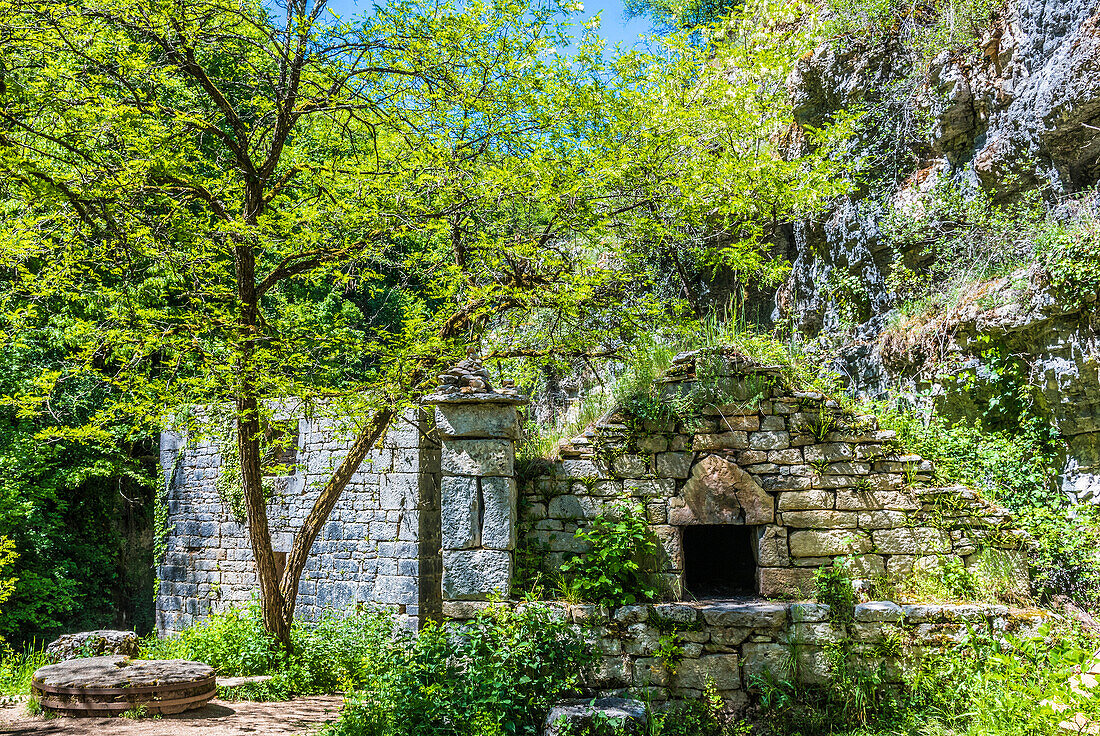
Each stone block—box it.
[760,415,786,431]
[655,452,693,479]
[789,530,871,557]
[755,526,790,567]
[548,494,601,520]
[709,627,752,646]
[795,647,831,685]
[858,510,911,529]
[652,603,699,626]
[757,567,817,599]
[693,432,749,451]
[872,528,951,555]
[613,605,650,624]
[803,443,854,462]
[557,459,610,479]
[781,510,858,528]
[612,454,649,478]
[825,462,871,476]
[769,449,804,464]
[700,601,787,628]
[624,478,676,497]
[652,525,684,569]
[784,621,844,645]
[717,415,760,431]
[435,404,520,439]
[673,654,741,691]
[480,476,516,550]
[634,658,671,687]
[741,642,792,685]
[624,622,659,655]
[836,489,921,511]
[442,550,512,600]
[750,431,790,450]
[854,601,904,622]
[778,490,834,511]
[441,439,514,477]
[789,603,831,623]
[679,454,774,525]
[764,475,813,491]
[636,435,668,453]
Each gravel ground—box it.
[0,695,344,735]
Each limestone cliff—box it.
[779,0,1100,499]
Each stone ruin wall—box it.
[158,349,1032,705]
[518,351,1030,601]
[444,599,1048,706]
[156,407,441,634]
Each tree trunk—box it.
[234,240,291,649]
[277,408,395,623]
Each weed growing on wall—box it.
[815,558,857,624]
[559,504,660,607]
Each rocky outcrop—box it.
[779,0,1100,500]
[876,269,1100,501]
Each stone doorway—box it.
[682,525,757,598]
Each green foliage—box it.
[559,504,660,607]
[0,537,17,621]
[140,604,386,699]
[883,184,1100,322]
[325,603,593,736]
[867,398,1100,604]
[815,558,857,624]
[0,641,47,698]
[1036,207,1100,307]
[755,623,1098,736]
[826,0,1001,68]
[655,634,685,674]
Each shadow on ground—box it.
[0,695,343,735]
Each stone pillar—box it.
[424,356,527,602]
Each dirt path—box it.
[0,695,344,736]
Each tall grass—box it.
[0,641,48,698]
[518,305,839,460]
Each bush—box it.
[754,622,1097,736]
[559,504,660,607]
[140,603,389,700]
[327,603,594,736]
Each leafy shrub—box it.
[559,504,659,607]
[815,558,856,624]
[326,603,594,736]
[141,603,388,700]
[755,622,1097,736]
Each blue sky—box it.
[321,0,653,49]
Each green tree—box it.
[0,0,850,644]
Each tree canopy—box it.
[0,0,852,642]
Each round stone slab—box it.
[32,656,216,717]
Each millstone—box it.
[32,655,216,717]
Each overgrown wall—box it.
[519,351,1028,600]
[445,599,1048,705]
[156,407,441,634]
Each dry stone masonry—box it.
[445,599,1048,707]
[157,405,442,633]
[424,354,528,602]
[519,349,1029,600]
[158,348,1032,710]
